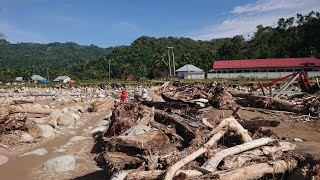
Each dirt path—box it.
[0,112,106,180]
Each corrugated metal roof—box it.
[176,64,204,72]
[31,75,46,81]
[212,58,320,70]
[53,76,70,82]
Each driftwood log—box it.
[200,138,275,173]
[164,117,252,180]
[212,159,297,180]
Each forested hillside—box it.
[1,11,319,81]
[73,11,320,80]
[0,40,113,80]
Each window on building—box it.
[260,69,267,72]
[286,69,293,72]
[236,70,243,73]
[277,69,285,72]
[229,70,235,73]
[217,71,221,73]
[269,69,276,72]
[252,69,259,72]
[244,70,251,73]
[222,70,227,73]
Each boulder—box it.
[21,132,34,142]
[57,114,76,126]
[70,113,80,121]
[42,155,75,172]
[20,148,48,157]
[91,126,108,134]
[0,155,8,165]
[37,124,55,138]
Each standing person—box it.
[134,85,140,100]
[120,89,128,102]
[141,86,148,101]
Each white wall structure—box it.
[176,64,205,79]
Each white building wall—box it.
[183,73,205,79]
[208,71,320,79]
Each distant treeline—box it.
[1,11,320,81]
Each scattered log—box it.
[12,107,54,114]
[222,142,296,170]
[164,117,252,180]
[209,83,234,108]
[124,170,203,180]
[141,100,188,110]
[200,138,275,173]
[239,119,280,130]
[213,159,297,180]
[150,121,184,141]
[106,130,170,151]
[104,151,143,172]
[106,103,139,137]
[0,99,35,105]
[154,110,196,142]
[161,93,198,107]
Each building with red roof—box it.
[208,58,320,78]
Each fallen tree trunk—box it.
[200,138,275,173]
[124,170,203,180]
[0,99,35,105]
[164,117,252,180]
[161,93,198,107]
[150,121,184,141]
[12,107,54,114]
[213,159,297,180]
[222,142,296,170]
[239,119,280,130]
[154,110,196,142]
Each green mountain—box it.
[0,41,113,80]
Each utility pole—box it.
[108,59,111,80]
[46,68,49,82]
[167,47,172,78]
[170,47,175,76]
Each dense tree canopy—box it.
[1,11,320,81]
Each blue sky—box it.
[0,0,319,47]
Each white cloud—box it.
[0,19,48,43]
[192,0,320,40]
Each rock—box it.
[293,138,303,142]
[69,131,77,135]
[191,98,209,103]
[55,148,66,153]
[20,148,48,157]
[57,114,75,126]
[21,132,34,142]
[91,126,108,134]
[195,102,206,108]
[110,170,133,180]
[95,120,109,127]
[42,155,75,172]
[68,105,84,113]
[48,111,63,128]
[98,94,106,98]
[69,136,87,142]
[70,113,80,121]
[0,155,8,165]
[37,124,55,138]
[62,107,69,113]
[122,125,152,136]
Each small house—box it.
[31,75,48,83]
[53,76,71,83]
[176,64,205,79]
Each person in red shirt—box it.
[120,89,128,102]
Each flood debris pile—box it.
[95,103,298,180]
[91,81,320,180]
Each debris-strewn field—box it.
[0,82,319,180]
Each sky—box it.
[0,0,319,47]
